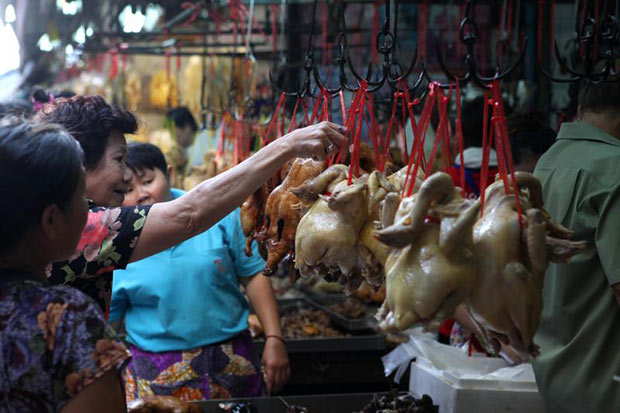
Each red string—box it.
[400,93,409,163]
[322,2,328,66]
[165,49,172,80]
[372,1,381,65]
[537,0,545,62]
[309,88,325,125]
[419,0,429,61]
[339,90,347,124]
[366,94,381,167]
[424,88,450,180]
[348,88,367,185]
[401,81,422,195]
[263,93,286,145]
[455,81,466,197]
[491,81,523,227]
[108,49,119,80]
[479,91,491,214]
[594,0,600,61]
[405,85,436,197]
[382,92,401,172]
[270,5,279,56]
[288,96,301,133]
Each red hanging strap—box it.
[405,84,436,197]
[288,96,301,133]
[372,1,381,65]
[424,88,450,180]
[348,87,367,185]
[491,80,523,227]
[479,91,492,213]
[455,81,466,197]
[263,92,286,145]
[381,91,401,172]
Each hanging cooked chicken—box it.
[257,158,326,275]
[375,172,480,331]
[358,166,425,288]
[294,165,368,293]
[465,172,586,360]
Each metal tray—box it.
[192,392,402,413]
[252,298,386,354]
[305,295,379,332]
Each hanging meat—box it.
[258,158,326,275]
[294,165,369,293]
[375,172,481,331]
[358,166,425,289]
[465,172,586,360]
[240,159,295,259]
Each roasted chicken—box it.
[294,165,368,293]
[375,172,480,331]
[465,172,586,360]
[258,158,325,275]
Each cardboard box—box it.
[409,358,545,413]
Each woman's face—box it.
[122,166,172,206]
[85,131,131,207]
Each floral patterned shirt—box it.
[48,202,151,312]
[0,268,130,412]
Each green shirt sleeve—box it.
[594,186,620,286]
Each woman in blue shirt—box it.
[110,143,289,401]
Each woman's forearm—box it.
[130,122,344,263]
[244,274,282,338]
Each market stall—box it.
[3,0,619,412]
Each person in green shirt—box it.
[533,79,620,412]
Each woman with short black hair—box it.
[35,95,345,315]
[0,119,128,412]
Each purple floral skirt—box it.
[123,330,263,401]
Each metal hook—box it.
[425,0,527,89]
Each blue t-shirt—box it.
[110,189,266,352]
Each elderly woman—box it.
[0,120,128,412]
[34,96,344,314]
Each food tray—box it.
[305,295,378,332]
[192,392,402,413]
[252,298,386,354]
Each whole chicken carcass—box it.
[357,166,426,288]
[466,172,586,360]
[241,160,294,258]
[375,172,481,331]
[293,165,369,293]
[258,158,325,275]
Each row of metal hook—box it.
[216,0,620,126]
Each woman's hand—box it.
[262,336,290,394]
[278,121,347,161]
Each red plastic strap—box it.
[405,85,436,197]
[537,0,545,61]
[339,90,347,123]
[322,2,328,66]
[270,5,279,55]
[479,91,491,213]
[400,93,409,163]
[401,82,422,196]
[263,92,286,145]
[491,81,523,227]
[335,86,365,165]
[108,49,119,80]
[165,49,172,80]
[594,0,600,61]
[366,94,381,166]
[455,82,466,197]
[372,1,381,64]
[418,0,429,60]
[301,98,310,126]
[348,89,367,185]
[288,96,301,133]
[425,88,450,180]
[382,92,401,172]
[309,88,325,125]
